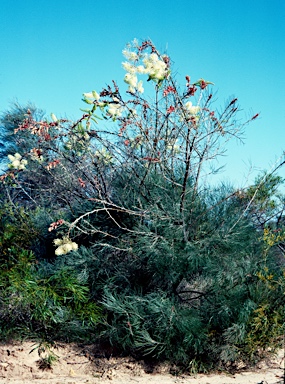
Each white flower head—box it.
[184,101,200,115]
[83,91,100,101]
[136,65,147,74]
[8,153,27,170]
[18,160,28,170]
[12,160,21,168]
[71,242,78,251]
[95,147,113,164]
[122,62,136,74]
[62,243,73,253]
[137,80,144,93]
[124,73,138,88]
[51,113,58,122]
[108,103,123,118]
[55,246,65,256]
[143,53,168,81]
[54,237,78,255]
[122,49,138,62]
[8,153,22,162]
[54,238,63,246]
[83,92,94,99]
[92,90,100,100]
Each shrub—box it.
[0,247,101,341]
[0,38,284,371]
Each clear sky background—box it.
[0,0,284,188]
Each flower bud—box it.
[83,92,94,98]
[92,91,100,100]
[8,154,15,162]
[62,243,73,253]
[55,246,65,256]
[14,153,22,160]
[51,113,58,122]
[71,242,78,251]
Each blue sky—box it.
[0,0,284,187]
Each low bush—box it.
[0,38,284,372]
[0,247,101,342]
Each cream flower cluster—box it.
[65,131,90,152]
[142,53,168,82]
[124,73,144,93]
[123,66,144,94]
[54,237,78,255]
[95,147,113,164]
[184,101,201,116]
[122,49,168,93]
[83,91,123,120]
[124,73,144,94]
[83,91,124,121]
[107,103,124,118]
[122,48,138,62]
[166,143,180,154]
[8,153,28,170]
[83,90,100,101]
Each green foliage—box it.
[0,101,45,164]
[37,352,58,370]
[101,290,209,369]
[0,200,38,264]
[94,183,285,369]
[0,247,101,341]
[30,340,59,370]
[54,176,284,369]
[240,171,285,228]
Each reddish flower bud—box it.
[78,178,86,188]
[166,106,175,114]
[187,86,197,96]
[163,86,176,97]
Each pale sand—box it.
[0,341,283,384]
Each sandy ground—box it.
[0,341,284,384]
